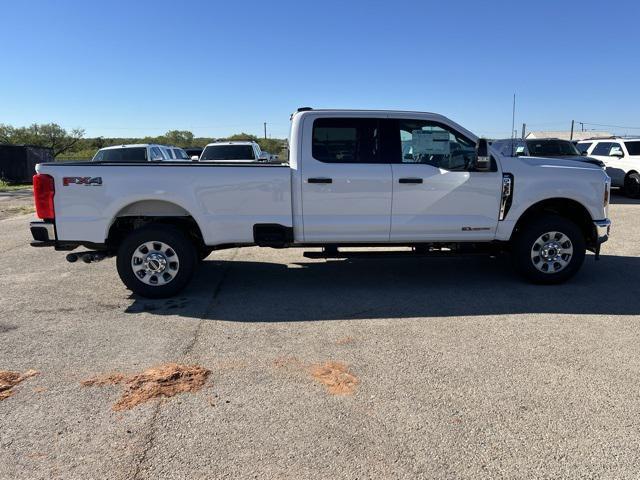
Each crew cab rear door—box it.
[387,117,502,241]
[300,116,392,242]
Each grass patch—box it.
[0,180,32,192]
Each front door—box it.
[388,119,502,241]
[300,117,393,242]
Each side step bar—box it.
[303,245,499,260]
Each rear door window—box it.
[312,118,379,163]
[625,141,640,156]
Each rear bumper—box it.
[30,221,107,251]
[594,219,611,244]
[30,221,56,246]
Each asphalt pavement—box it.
[1,192,640,479]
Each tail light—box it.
[33,174,55,220]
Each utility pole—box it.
[521,123,526,139]
[511,94,516,140]
[579,122,584,132]
[570,120,575,141]
[263,122,267,140]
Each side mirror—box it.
[475,138,491,171]
[580,150,588,156]
[610,150,624,158]
[191,155,199,161]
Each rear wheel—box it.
[512,215,586,284]
[116,225,197,298]
[624,172,640,198]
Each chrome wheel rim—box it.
[131,241,180,286]
[530,231,573,274]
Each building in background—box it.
[0,145,54,183]
[525,131,612,141]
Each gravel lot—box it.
[1,192,640,479]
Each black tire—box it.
[116,225,197,298]
[512,215,586,284]
[624,172,640,198]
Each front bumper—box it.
[594,219,611,244]
[30,221,56,246]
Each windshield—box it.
[491,139,526,157]
[526,140,580,157]
[93,147,147,162]
[200,145,256,161]
[625,141,640,156]
[576,142,592,154]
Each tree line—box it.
[0,123,287,160]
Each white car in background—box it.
[199,141,269,163]
[92,144,189,162]
[577,138,640,197]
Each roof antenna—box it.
[510,93,516,156]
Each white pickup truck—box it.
[30,109,611,298]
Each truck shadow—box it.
[609,189,640,205]
[125,253,640,322]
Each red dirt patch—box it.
[81,363,211,411]
[0,369,39,400]
[336,336,355,345]
[310,362,358,395]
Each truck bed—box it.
[36,161,292,246]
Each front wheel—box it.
[116,225,197,298]
[512,215,586,284]
[624,172,640,198]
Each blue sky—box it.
[1,0,639,139]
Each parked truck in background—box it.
[30,109,611,298]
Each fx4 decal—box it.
[63,176,103,186]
